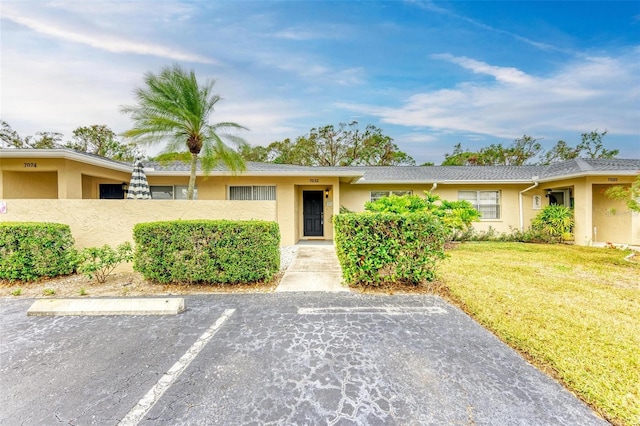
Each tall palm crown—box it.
[120,64,247,200]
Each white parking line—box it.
[119,309,235,426]
[297,306,447,315]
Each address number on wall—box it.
[24,162,37,168]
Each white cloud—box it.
[1,4,214,64]
[338,52,640,139]
[432,54,534,85]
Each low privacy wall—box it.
[0,199,277,251]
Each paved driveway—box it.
[0,294,606,425]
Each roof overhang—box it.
[352,179,536,185]
[144,169,365,180]
[534,170,640,183]
[0,148,132,173]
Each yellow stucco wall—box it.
[592,184,631,244]
[1,157,130,199]
[0,199,277,272]
[186,175,340,244]
[2,155,638,246]
[339,183,547,235]
[2,171,58,198]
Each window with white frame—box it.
[150,185,197,200]
[229,185,276,200]
[458,190,500,219]
[370,190,412,202]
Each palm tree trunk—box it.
[187,152,198,200]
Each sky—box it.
[1,0,639,164]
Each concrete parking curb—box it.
[26,298,186,316]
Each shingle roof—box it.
[2,149,638,183]
[145,160,317,172]
[339,165,546,183]
[141,158,640,183]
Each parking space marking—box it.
[119,309,235,426]
[297,306,447,315]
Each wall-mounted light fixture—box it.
[122,182,128,192]
[325,188,330,198]
[545,188,552,197]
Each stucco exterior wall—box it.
[1,157,131,199]
[190,175,340,244]
[592,184,633,244]
[339,183,545,235]
[2,171,58,198]
[0,199,277,272]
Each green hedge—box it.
[133,220,280,284]
[334,213,448,286]
[0,222,78,281]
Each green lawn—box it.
[439,242,639,426]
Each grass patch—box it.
[440,242,639,426]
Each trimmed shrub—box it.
[133,220,280,284]
[78,242,134,284]
[0,222,78,281]
[334,213,448,286]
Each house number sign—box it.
[24,162,37,168]
[309,179,319,183]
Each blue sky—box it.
[1,1,639,164]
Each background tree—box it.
[445,130,618,166]
[541,140,580,164]
[577,130,618,159]
[541,130,617,164]
[442,136,541,166]
[65,125,141,161]
[240,122,414,166]
[1,120,63,149]
[120,64,248,200]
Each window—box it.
[150,185,197,200]
[458,190,500,219]
[229,185,276,200]
[175,185,197,200]
[370,190,412,202]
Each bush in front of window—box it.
[133,220,280,284]
[0,222,78,281]
[364,192,480,237]
[334,212,448,286]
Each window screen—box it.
[459,190,501,219]
[229,186,276,200]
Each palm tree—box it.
[120,64,248,200]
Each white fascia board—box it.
[144,170,364,178]
[535,170,640,182]
[0,149,132,172]
[353,179,532,185]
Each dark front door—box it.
[303,191,324,237]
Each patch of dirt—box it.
[0,272,280,298]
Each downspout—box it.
[519,178,539,230]
[429,183,438,193]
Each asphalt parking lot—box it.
[0,293,606,425]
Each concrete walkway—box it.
[276,244,349,292]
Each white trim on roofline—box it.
[353,179,534,185]
[0,148,133,173]
[534,171,640,182]
[144,170,364,178]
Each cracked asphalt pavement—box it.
[0,294,607,425]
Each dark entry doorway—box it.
[303,190,324,237]
[99,184,125,199]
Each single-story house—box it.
[1,149,639,250]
